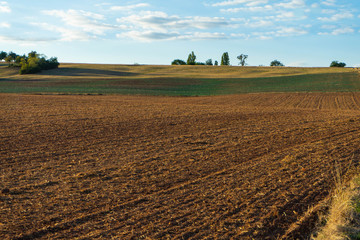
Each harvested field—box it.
[1,93,360,239]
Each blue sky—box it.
[0,0,359,67]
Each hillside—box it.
[0,63,359,95]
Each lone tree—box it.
[4,55,13,66]
[330,61,346,67]
[237,54,248,66]
[214,60,219,66]
[205,59,213,66]
[221,52,230,66]
[187,51,196,65]
[270,60,284,67]
[0,51,7,61]
[171,59,186,65]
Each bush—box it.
[270,60,284,67]
[330,61,346,68]
[19,54,59,74]
[205,59,213,66]
[171,59,186,65]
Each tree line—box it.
[0,51,59,74]
[172,51,232,66]
[172,51,347,68]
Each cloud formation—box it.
[319,27,354,35]
[110,3,150,12]
[116,11,230,41]
[0,22,10,28]
[117,11,229,31]
[0,1,10,13]
[117,30,227,41]
[318,11,354,21]
[275,0,306,9]
[1,0,358,44]
[40,9,126,41]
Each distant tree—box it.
[270,60,284,67]
[221,52,230,66]
[8,51,17,60]
[330,61,346,68]
[187,51,196,65]
[28,51,38,58]
[3,50,59,73]
[171,59,186,65]
[237,54,248,66]
[4,55,13,66]
[214,60,219,66]
[195,62,205,65]
[38,57,59,70]
[15,56,22,65]
[20,56,41,74]
[19,51,59,74]
[205,59,213,66]
[0,51,7,61]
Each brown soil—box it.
[1,93,360,239]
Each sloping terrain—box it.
[1,93,360,239]
[0,63,359,95]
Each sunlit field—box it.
[0,63,358,95]
[1,64,360,239]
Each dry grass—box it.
[314,169,360,240]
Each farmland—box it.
[0,63,359,95]
[1,64,360,239]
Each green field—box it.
[0,62,359,95]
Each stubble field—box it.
[2,93,360,239]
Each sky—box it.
[0,0,359,67]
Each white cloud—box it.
[110,3,150,11]
[322,9,336,14]
[180,32,227,40]
[117,31,179,41]
[212,0,253,7]
[318,27,354,35]
[275,26,307,36]
[230,33,248,38]
[257,35,273,40]
[245,0,268,7]
[311,3,319,8]
[321,24,336,29]
[331,27,354,35]
[0,35,57,45]
[277,11,295,18]
[43,9,120,36]
[220,5,273,13]
[116,11,230,42]
[117,11,229,31]
[276,0,305,9]
[0,1,10,13]
[35,22,93,41]
[318,12,354,21]
[246,19,273,28]
[117,30,227,42]
[0,22,10,28]
[321,0,336,6]
[252,26,307,40]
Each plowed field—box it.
[2,93,360,239]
